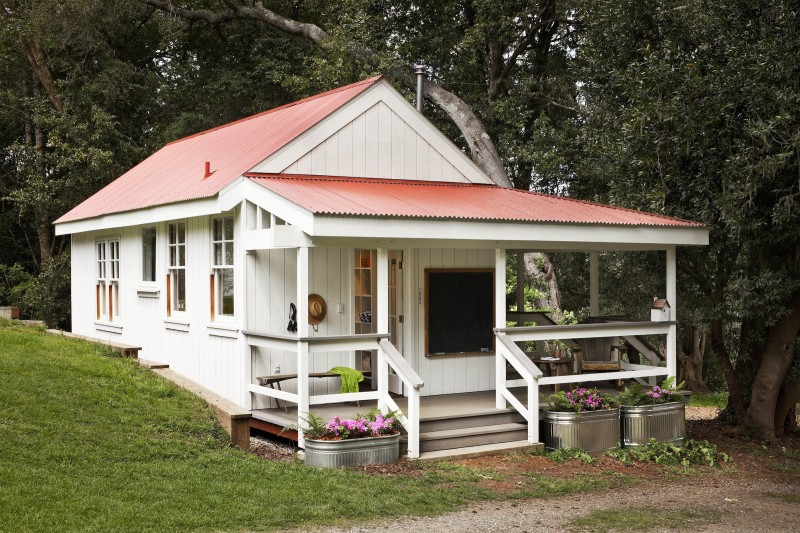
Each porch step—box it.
[416,422,530,453]
[419,409,526,433]
[415,440,542,461]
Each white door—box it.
[387,250,404,394]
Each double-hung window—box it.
[96,239,120,321]
[211,216,234,318]
[167,222,187,315]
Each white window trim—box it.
[210,215,236,323]
[167,221,187,317]
[95,237,121,323]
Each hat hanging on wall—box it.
[308,294,327,326]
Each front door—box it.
[387,250,404,394]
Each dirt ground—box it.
[251,406,800,532]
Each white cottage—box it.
[55,76,708,458]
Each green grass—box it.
[688,391,728,408]
[510,472,635,499]
[567,507,723,532]
[765,492,800,504]
[0,324,500,532]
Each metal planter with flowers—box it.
[543,388,620,453]
[616,378,686,448]
[301,409,401,468]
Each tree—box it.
[572,0,800,438]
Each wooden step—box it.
[413,422,530,453]
[415,440,542,461]
[419,409,526,433]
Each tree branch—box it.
[140,0,512,187]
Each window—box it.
[167,222,186,315]
[96,239,120,321]
[211,216,234,318]
[142,227,156,282]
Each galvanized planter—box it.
[303,433,400,468]
[543,408,620,453]
[620,402,685,448]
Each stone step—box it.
[415,440,542,461]
[416,422,530,453]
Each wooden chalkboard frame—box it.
[424,268,495,357]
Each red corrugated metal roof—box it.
[55,76,382,224]
[246,174,704,227]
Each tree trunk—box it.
[680,326,709,393]
[523,252,562,319]
[775,376,800,436]
[743,289,800,439]
[711,317,745,422]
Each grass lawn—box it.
[0,323,497,532]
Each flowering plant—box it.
[301,408,402,440]
[547,387,613,413]
[616,377,686,406]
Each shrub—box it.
[607,439,731,467]
[23,251,71,329]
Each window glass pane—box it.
[169,224,176,244]
[178,223,185,243]
[224,242,234,265]
[221,269,234,315]
[176,270,186,312]
[214,243,222,265]
[169,246,176,267]
[179,244,185,267]
[142,227,156,282]
[213,219,222,241]
[224,217,233,240]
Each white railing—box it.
[378,339,424,459]
[495,333,542,443]
[495,321,674,443]
[244,331,424,458]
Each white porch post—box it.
[296,246,310,447]
[589,252,600,316]
[376,248,389,412]
[666,247,677,378]
[495,248,507,409]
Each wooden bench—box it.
[256,371,370,413]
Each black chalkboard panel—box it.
[425,269,495,355]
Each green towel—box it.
[328,366,364,394]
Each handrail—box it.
[377,339,424,459]
[378,339,424,389]
[495,333,543,379]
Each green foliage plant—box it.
[616,377,686,406]
[545,447,595,464]
[300,408,402,440]
[547,387,614,412]
[607,439,731,467]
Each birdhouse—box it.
[650,298,671,322]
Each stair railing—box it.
[377,339,424,458]
[494,332,542,443]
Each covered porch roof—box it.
[221,174,709,251]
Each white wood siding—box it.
[408,248,496,396]
[281,102,470,182]
[68,209,248,408]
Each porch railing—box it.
[244,331,424,458]
[494,321,674,443]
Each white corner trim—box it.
[94,321,123,334]
[163,317,190,332]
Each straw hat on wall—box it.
[308,294,327,325]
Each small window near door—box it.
[142,227,156,282]
[167,222,187,314]
[211,216,234,318]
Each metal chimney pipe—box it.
[414,64,427,113]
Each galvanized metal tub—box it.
[303,433,400,468]
[543,408,620,453]
[620,402,685,448]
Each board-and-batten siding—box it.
[248,247,355,409]
[69,213,247,408]
[410,248,496,397]
[281,102,470,182]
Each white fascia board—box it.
[54,197,220,236]
[307,216,709,250]
[250,80,492,184]
[222,178,315,231]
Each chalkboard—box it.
[425,269,495,356]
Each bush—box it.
[23,251,71,329]
[0,263,34,309]
[607,439,731,467]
